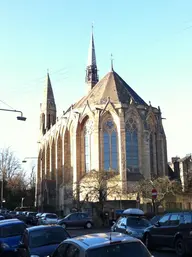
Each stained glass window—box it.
[84,120,93,173]
[126,118,139,173]
[103,119,118,171]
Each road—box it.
[66,228,177,257]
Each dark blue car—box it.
[0,219,26,250]
[18,225,71,257]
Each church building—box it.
[36,30,168,212]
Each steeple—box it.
[40,72,57,135]
[85,26,99,92]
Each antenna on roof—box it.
[109,231,112,241]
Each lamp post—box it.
[0,167,6,209]
[21,197,25,208]
[0,108,27,121]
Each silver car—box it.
[39,213,58,225]
[50,232,152,257]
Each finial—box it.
[47,68,49,75]
[110,54,114,71]
[92,22,94,34]
[149,101,151,106]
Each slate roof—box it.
[74,70,147,108]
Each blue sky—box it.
[0,0,192,171]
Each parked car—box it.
[143,211,192,257]
[39,213,58,225]
[111,208,151,240]
[58,212,93,229]
[25,212,37,225]
[0,215,5,221]
[51,232,152,257]
[0,219,27,250]
[8,211,17,218]
[17,225,71,257]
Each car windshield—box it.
[86,241,151,257]
[126,217,150,227]
[0,223,26,238]
[47,214,57,219]
[29,227,69,248]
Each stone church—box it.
[36,31,168,212]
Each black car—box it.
[143,211,192,257]
[58,212,93,229]
[25,212,37,225]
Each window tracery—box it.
[125,116,139,173]
[103,118,118,171]
[84,120,94,172]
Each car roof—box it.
[42,213,57,215]
[26,225,63,232]
[64,232,139,250]
[0,219,24,226]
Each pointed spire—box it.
[86,24,99,92]
[41,71,57,133]
[87,24,97,67]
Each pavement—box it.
[66,227,177,257]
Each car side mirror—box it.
[155,221,161,227]
[18,243,26,249]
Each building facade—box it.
[36,31,168,212]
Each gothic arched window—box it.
[103,119,118,171]
[84,120,93,173]
[126,117,139,173]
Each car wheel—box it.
[144,233,153,250]
[85,222,92,229]
[61,223,67,229]
[175,238,186,257]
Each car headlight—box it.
[126,229,143,237]
[1,243,10,249]
[30,255,40,257]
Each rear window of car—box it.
[0,223,26,238]
[28,212,37,216]
[126,217,150,227]
[29,227,69,248]
[86,241,151,257]
[46,214,57,219]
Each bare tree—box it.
[6,170,27,191]
[63,170,122,213]
[0,147,21,179]
[80,170,122,211]
[137,176,182,203]
[26,165,36,189]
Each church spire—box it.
[85,25,99,92]
[40,72,57,135]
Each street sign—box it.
[152,188,157,199]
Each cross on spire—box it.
[111,54,114,71]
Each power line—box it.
[0,99,15,110]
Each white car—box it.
[39,213,58,225]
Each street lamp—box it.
[0,108,27,121]
[22,157,38,163]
